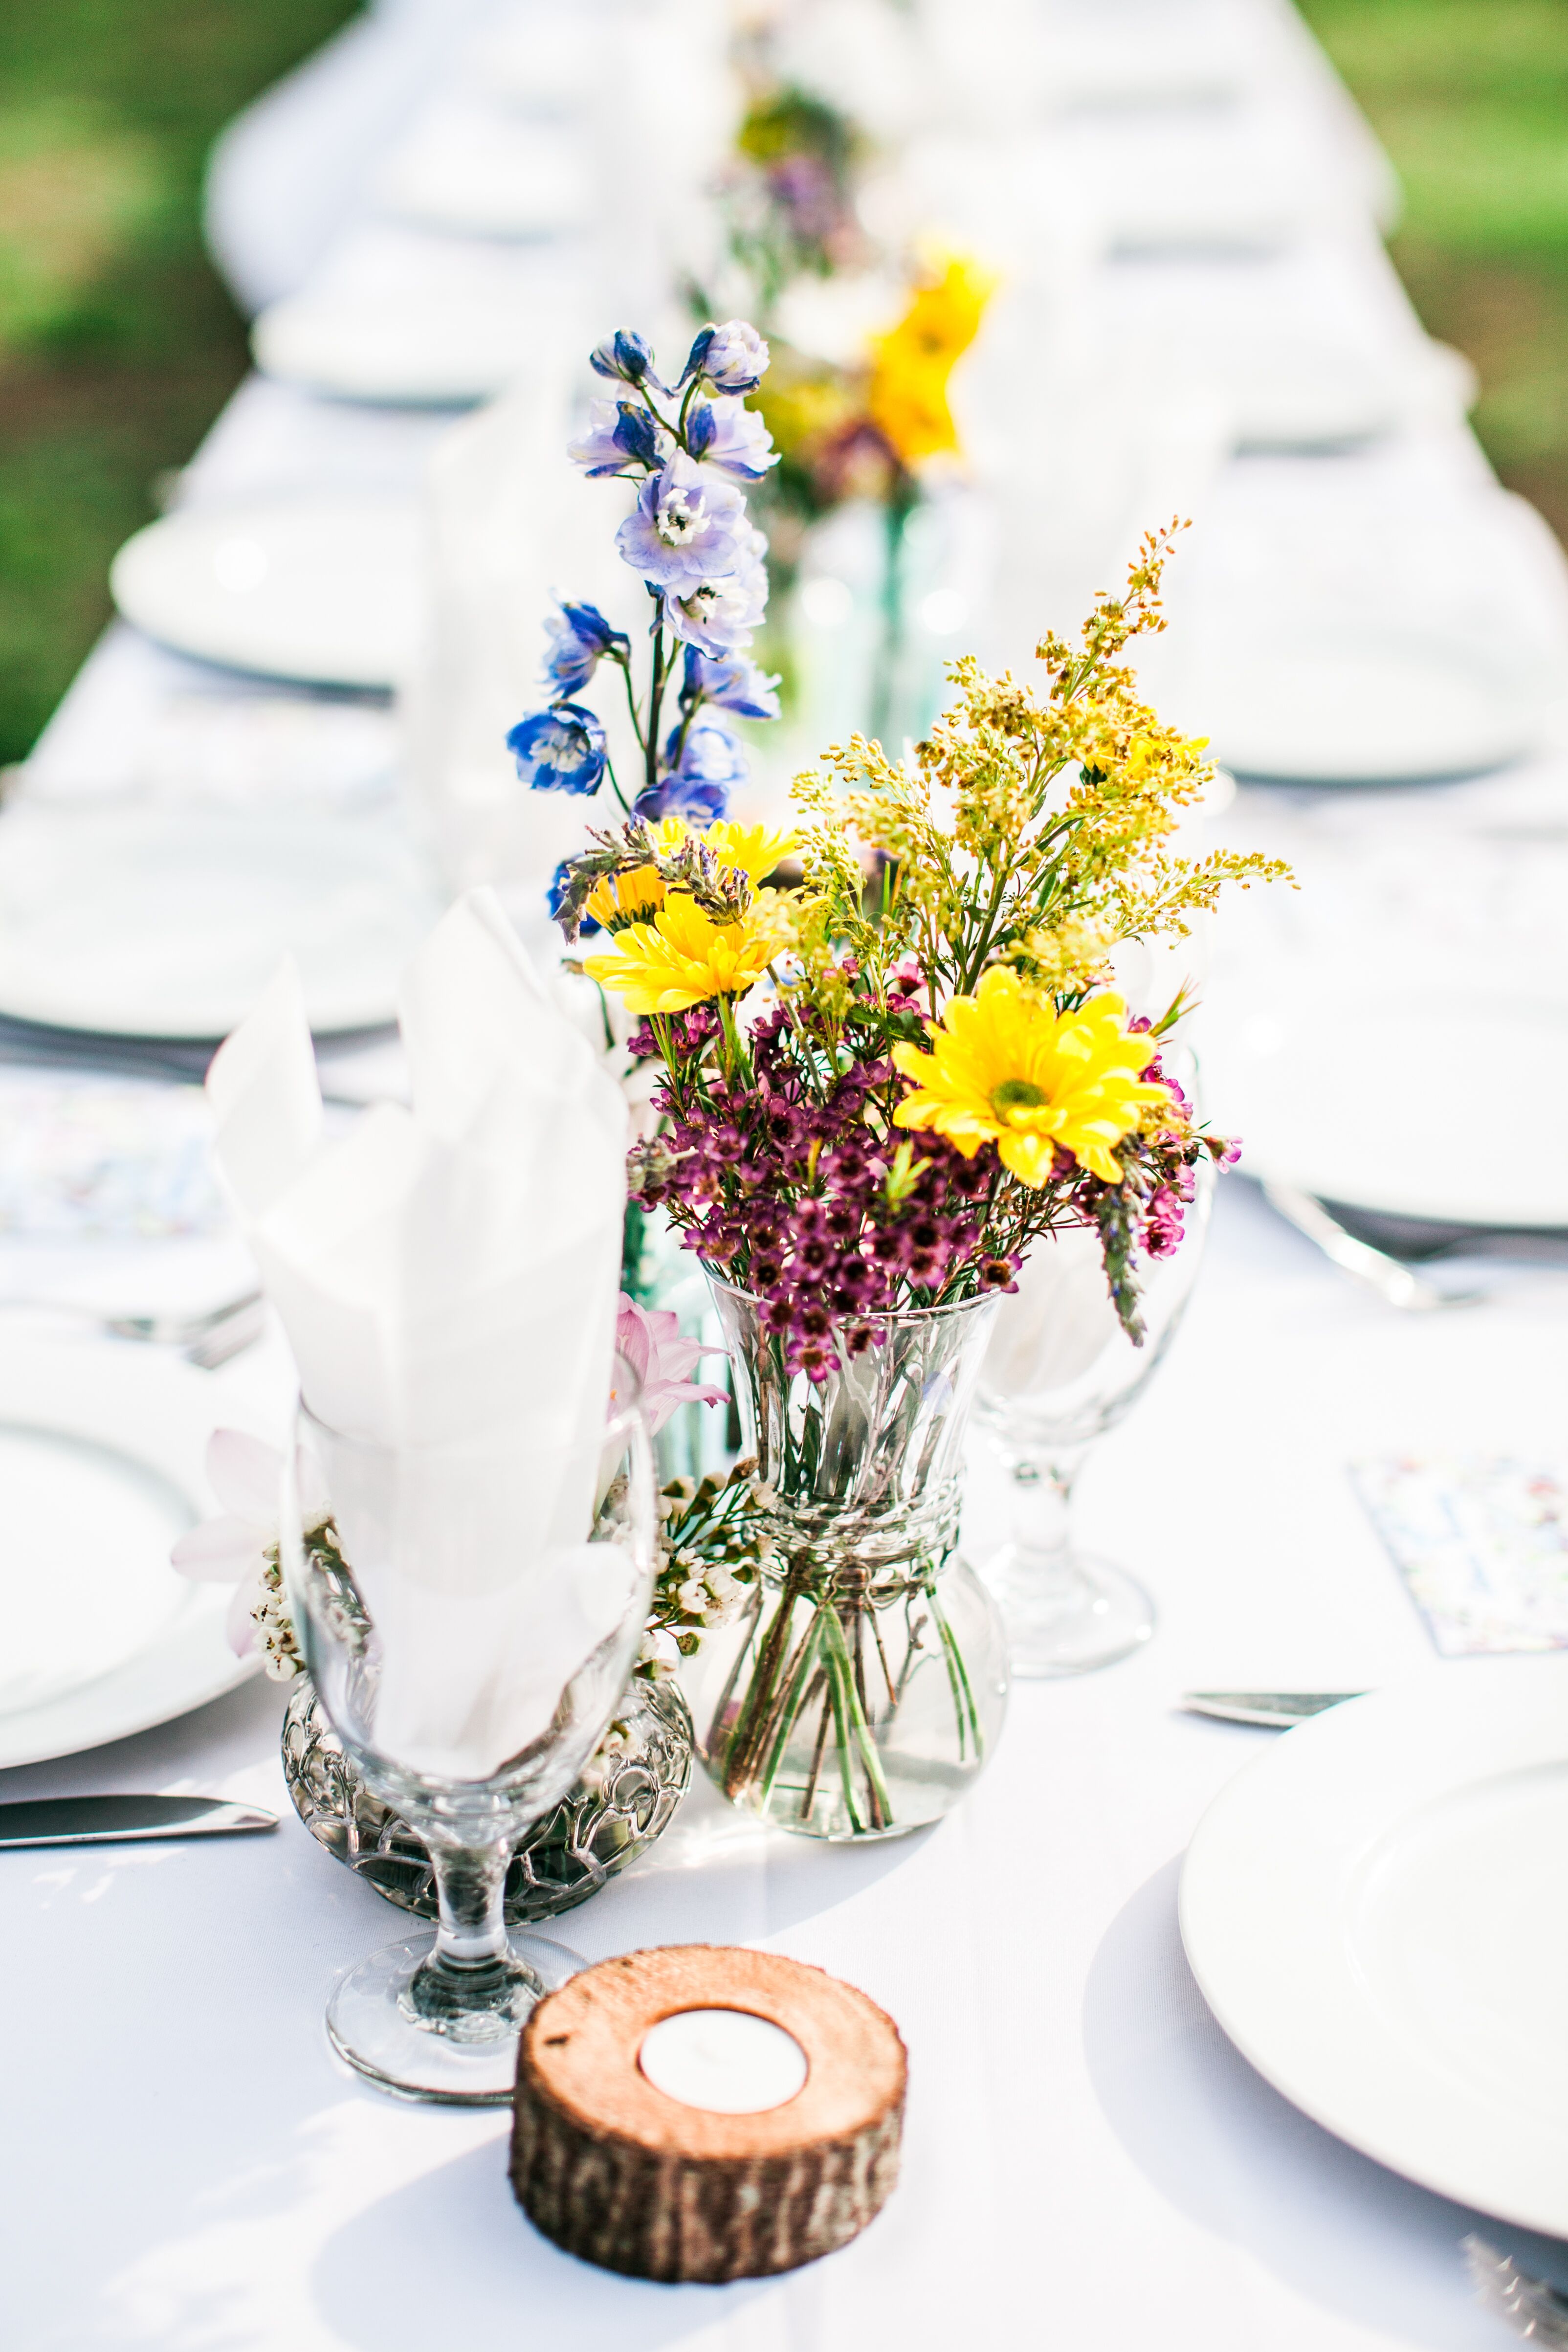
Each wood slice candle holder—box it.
[510,1944,907,2282]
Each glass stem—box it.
[1006,1440,1093,1592]
[403,1839,530,2038]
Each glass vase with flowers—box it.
[539,512,1287,1837]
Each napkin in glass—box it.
[206,888,634,1776]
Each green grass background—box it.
[0,0,356,767]
[0,0,1564,764]
[1301,0,1568,532]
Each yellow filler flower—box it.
[891,967,1170,1186]
[584,895,781,1015]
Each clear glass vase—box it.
[683,1281,1010,1842]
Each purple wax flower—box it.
[682,644,781,720]
[543,599,630,694]
[686,396,779,482]
[1144,1185,1186,1259]
[616,452,750,596]
[507,702,607,796]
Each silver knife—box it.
[0,1795,279,1849]
[1181,1691,1366,1729]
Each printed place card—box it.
[1353,1455,1568,1657]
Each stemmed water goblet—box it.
[279,1359,656,2104]
[974,1154,1214,1676]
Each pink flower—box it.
[613,1293,727,1434]
[171,1430,325,1669]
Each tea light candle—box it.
[638,2007,809,2113]
[511,1944,907,2282]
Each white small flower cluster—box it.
[576,1715,632,1793]
[253,1551,306,1682]
[636,1470,766,1680]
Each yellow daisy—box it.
[703,819,796,886]
[584,864,666,929]
[583,894,782,1014]
[891,966,1170,1186]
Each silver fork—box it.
[1465,2235,1568,2343]
[0,1289,265,1369]
[1262,1179,1487,1312]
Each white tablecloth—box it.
[10,4,1568,2341]
[7,1179,1568,2352]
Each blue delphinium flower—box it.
[544,600,630,695]
[507,703,608,796]
[589,329,660,388]
[634,717,748,826]
[663,525,769,656]
[616,452,749,596]
[679,320,770,394]
[682,645,782,721]
[687,396,778,483]
[567,399,672,478]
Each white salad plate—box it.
[1197,987,1568,1227]
[0,801,441,1040]
[0,1340,254,1770]
[110,496,420,690]
[1181,1658,1568,2235]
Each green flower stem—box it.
[818,1602,892,1830]
[758,1619,824,1807]
[931,1587,983,1761]
[822,1640,866,1835]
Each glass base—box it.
[325,1928,581,2105]
[986,1546,1155,1678]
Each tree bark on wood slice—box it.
[510,1944,907,2282]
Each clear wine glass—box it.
[279,1359,656,2105]
[974,1156,1214,1676]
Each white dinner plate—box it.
[0,801,441,1040]
[1197,991,1568,1228]
[1190,623,1533,785]
[0,1340,256,1770]
[1181,1659,1568,2234]
[110,496,420,690]
[375,106,589,239]
[253,292,538,407]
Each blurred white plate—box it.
[0,802,440,1040]
[0,1341,253,1769]
[1199,992,1568,1227]
[375,105,589,238]
[1195,625,1532,784]
[1182,1659,1568,2235]
[253,292,537,407]
[110,496,420,690]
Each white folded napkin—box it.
[206,888,634,1779]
